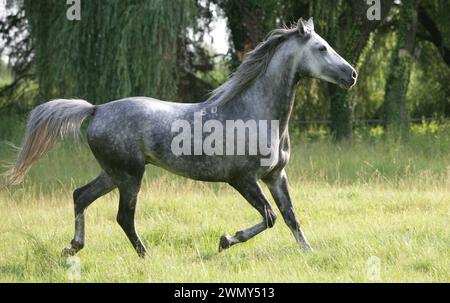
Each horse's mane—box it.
[205,26,298,106]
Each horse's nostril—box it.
[352,70,357,79]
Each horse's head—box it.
[294,18,357,89]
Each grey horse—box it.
[7,18,356,257]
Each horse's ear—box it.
[297,18,308,36]
[306,17,314,31]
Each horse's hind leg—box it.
[219,177,277,251]
[114,168,147,258]
[63,171,116,256]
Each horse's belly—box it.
[144,150,277,182]
[144,153,231,181]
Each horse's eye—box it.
[318,46,327,52]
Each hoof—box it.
[137,250,147,259]
[61,247,77,257]
[218,234,233,252]
[300,244,314,253]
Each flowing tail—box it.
[5,99,95,185]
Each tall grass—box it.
[0,116,448,282]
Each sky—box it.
[203,3,230,55]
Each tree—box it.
[214,0,281,68]
[22,0,196,104]
[0,1,34,110]
[383,0,419,139]
[311,0,393,141]
[417,1,450,68]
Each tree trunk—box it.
[217,0,279,69]
[327,0,393,141]
[329,85,353,141]
[383,0,419,140]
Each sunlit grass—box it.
[0,118,449,282]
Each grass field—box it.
[0,116,449,282]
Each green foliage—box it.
[23,0,196,103]
[352,32,395,120]
[292,78,330,122]
[194,56,230,88]
[408,41,450,117]
[0,61,13,87]
[384,0,419,139]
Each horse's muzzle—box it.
[339,67,357,89]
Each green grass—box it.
[0,117,449,282]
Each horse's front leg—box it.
[263,169,313,252]
[219,177,277,251]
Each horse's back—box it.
[85,97,198,171]
[86,98,165,167]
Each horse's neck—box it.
[226,58,298,133]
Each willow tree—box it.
[383,0,419,139]
[23,0,196,104]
